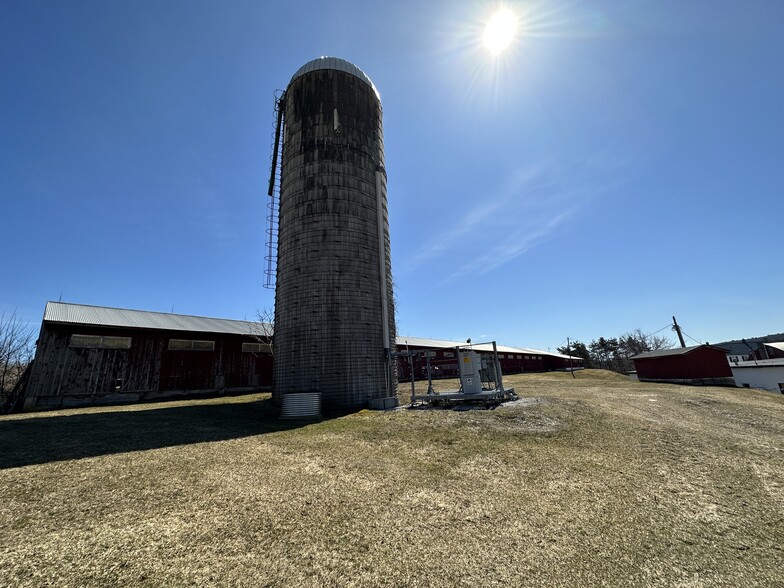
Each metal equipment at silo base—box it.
[280,392,322,419]
[407,341,517,407]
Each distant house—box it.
[726,343,754,364]
[631,345,735,386]
[730,358,784,393]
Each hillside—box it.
[715,332,784,355]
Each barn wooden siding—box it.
[273,62,396,411]
[24,323,271,410]
[633,346,733,386]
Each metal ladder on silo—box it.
[264,90,285,289]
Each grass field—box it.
[1,370,782,587]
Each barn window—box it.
[168,339,215,351]
[102,336,133,349]
[70,334,101,348]
[443,352,454,358]
[70,334,131,349]
[242,342,272,353]
[524,355,530,360]
[516,355,522,359]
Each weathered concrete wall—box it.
[273,63,396,411]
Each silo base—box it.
[368,396,399,410]
[280,392,322,419]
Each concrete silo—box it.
[271,57,396,413]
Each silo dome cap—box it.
[289,56,380,99]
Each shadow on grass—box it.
[0,396,310,470]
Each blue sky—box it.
[2,0,782,352]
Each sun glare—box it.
[483,7,518,55]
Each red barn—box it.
[23,302,272,411]
[395,337,582,380]
[21,302,584,412]
[631,345,735,386]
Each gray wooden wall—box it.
[24,324,271,410]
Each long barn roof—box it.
[42,301,575,360]
[631,344,729,360]
[43,302,267,336]
[397,336,580,361]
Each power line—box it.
[681,330,703,346]
[650,323,674,336]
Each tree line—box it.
[557,329,674,374]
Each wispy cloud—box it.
[406,157,621,284]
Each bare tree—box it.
[250,307,274,355]
[0,311,35,411]
[619,329,673,357]
[561,329,675,375]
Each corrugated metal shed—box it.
[43,302,271,336]
[289,56,380,98]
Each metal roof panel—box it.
[631,345,730,360]
[43,303,575,361]
[289,56,380,99]
[44,302,271,337]
[394,336,577,360]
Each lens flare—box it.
[483,7,518,55]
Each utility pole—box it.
[672,316,687,348]
[567,337,575,378]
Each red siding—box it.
[633,347,732,380]
[395,346,581,380]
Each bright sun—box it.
[483,7,518,55]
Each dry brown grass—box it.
[1,370,782,587]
